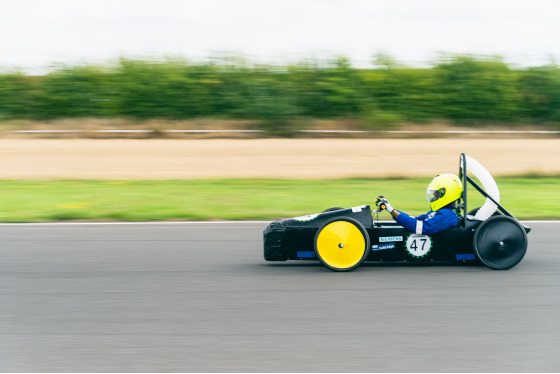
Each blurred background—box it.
[1,0,559,222]
[2,55,560,135]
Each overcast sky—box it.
[2,0,560,72]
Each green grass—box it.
[0,177,558,222]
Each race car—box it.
[263,153,530,271]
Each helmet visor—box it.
[426,189,441,203]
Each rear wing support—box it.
[459,152,530,233]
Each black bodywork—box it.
[263,153,530,270]
[264,205,478,264]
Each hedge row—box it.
[1,56,560,131]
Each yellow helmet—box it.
[426,174,463,211]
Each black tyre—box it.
[314,217,370,272]
[322,207,344,213]
[473,216,527,270]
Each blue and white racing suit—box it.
[395,207,460,235]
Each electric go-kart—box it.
[263,153,530,271]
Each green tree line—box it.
[1,55,560,132]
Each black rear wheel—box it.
[473,216,527,270]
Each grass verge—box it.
[0,178,558,222]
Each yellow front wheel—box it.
[314,217,370,271]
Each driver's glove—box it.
[376,196,394,213]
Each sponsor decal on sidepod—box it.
[371,242,396,251]
[379,236,403,243]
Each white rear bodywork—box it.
[463,154,500,221]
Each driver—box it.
[376,174,463,235]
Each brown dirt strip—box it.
[1,138,559,179]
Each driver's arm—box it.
[396,209,459,235]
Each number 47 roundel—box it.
[406,234,433,258]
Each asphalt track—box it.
[0,222,559,372]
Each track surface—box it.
[1,222,559,372]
